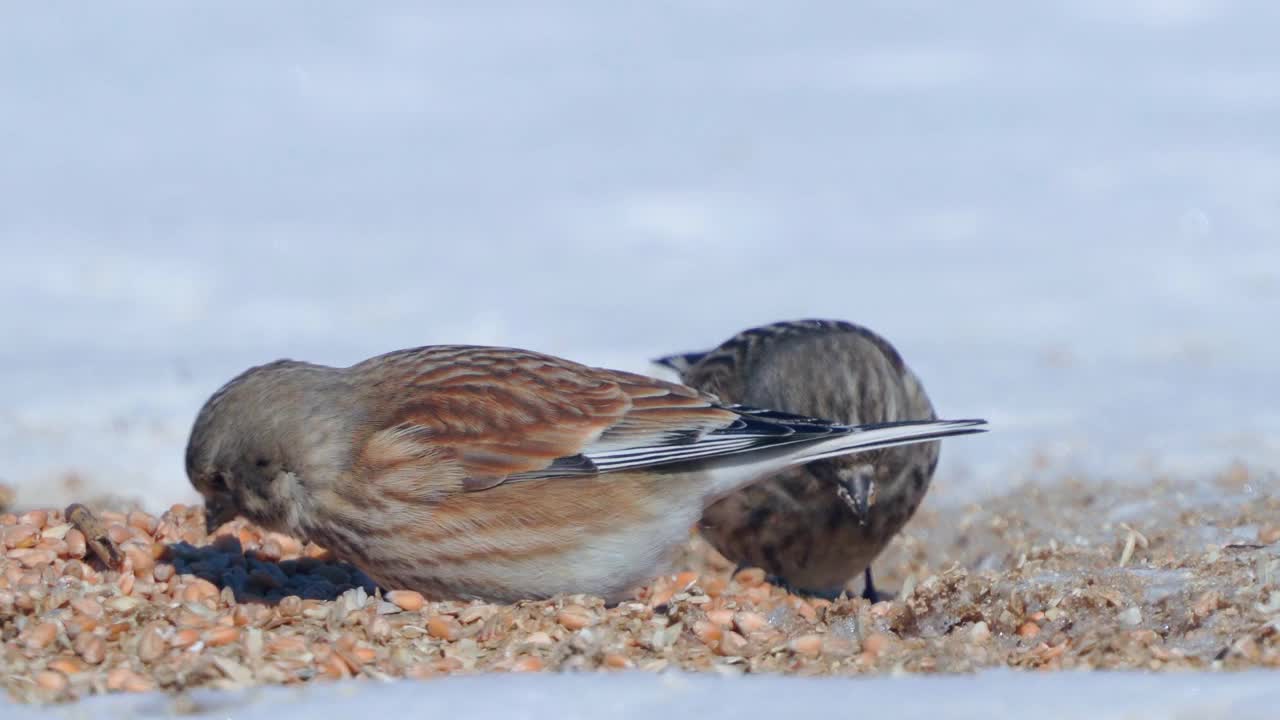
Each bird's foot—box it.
[859,568,901,603]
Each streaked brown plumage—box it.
[655,319,941,599]
[186,343,984,603]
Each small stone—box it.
[73,633,106,664]
[170,628,201,648]
[47,658,84,675]
[716,630,749,657]
[869,602,893,618]
[123,545,155,576]
[106,524,131,546]
[427,615,462,641]
[368,615,393,641]
[64,529,87,558]
[2,524,40,549]
[674,571,699,591]
[511,656,543,672]
[71,597,105,620]
[861,632,892,658]
[182,578,220,604]
[789,634,824,657]
[9,548,57,568]
[22,622,58,650]
[245,627,264,659]
[1192,591,1222,621]
[137,626,167,662]
[34,670,68,693]
[557,605,595,630]
[62,615,96,639]
[705,609,735,627]
[458,605,495,625]
[525,631,554,647]
[702,577,728,597]
[277,595,303,617]
[204,626,241,647]
[212,656,254,685]
[41,523,72,541]
[265,533,301,556]
[105,596,142,613]
[732,611,769,636]
[693,620,723,645]
[646,584,676,609]
[106,668,154,693]
[385,589,425,612]
[19,510,49,529]
[603,653,633,669]
[1119,607,1143,627]
[127,510,158,535]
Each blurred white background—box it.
[2,1,1278,510]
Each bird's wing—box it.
[561,368,849,475]
[350,345,847,494]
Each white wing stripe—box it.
[588,438,759,461]
[590,442,766,470]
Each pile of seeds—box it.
[2,464,1278,705]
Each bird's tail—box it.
[785,418,987,466]
[699,416,986,502]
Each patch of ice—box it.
[6,670,1280,720]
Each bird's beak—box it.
[202,497,237,535]
[835,467,877,526]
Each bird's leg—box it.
[861,567,880,603]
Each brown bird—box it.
[655,319,943,600]
[186,343,984,603]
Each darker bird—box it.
[655,319,945,600]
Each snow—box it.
[3,1,1280,511]
[1,0,1278,713]
[5,670,1280,720]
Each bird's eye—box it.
[208,472,231,493]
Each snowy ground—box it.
[1,0,1278,714]
[4,0,1279,512]
[6,670,1280,720]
